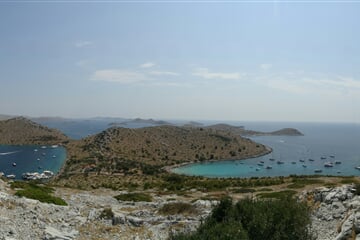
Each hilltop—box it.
[0,117,69,145]
[57,125,269,189]
[109,118,172,127]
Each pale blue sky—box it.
[1,2,360,122]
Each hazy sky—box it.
[1,1,360,122]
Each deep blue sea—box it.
[0,145,67,180]
[172,122,360,178]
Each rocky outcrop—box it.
[300,184,360,240]
[0,179,215,240]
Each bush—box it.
[171,196,314,240]
[99,208,114,219]
[159,202,198,216]
[12,182,67,206]
[114,192,152,202]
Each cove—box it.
[0,145,67,180]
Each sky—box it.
[1,1,360,123]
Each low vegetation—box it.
[99,208,114,220]
[172,196,314,240]
[114,192,152,202]
[11,181,67,206]
[257,190,297,199]
[159,202,198,216]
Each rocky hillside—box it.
[0,178,214,240]
[0,117,69,145]
[63,125,269,176]
[301,184,360,240]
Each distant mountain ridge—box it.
[109,118,172,127]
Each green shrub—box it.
[171,196,314,240]
[159,202,198,216]
[12,182,67,206]
[114,192,152,202]
[99,208,114,219]
[287,183,305,189]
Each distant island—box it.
[205,123,303,136]
[109,118,172,127]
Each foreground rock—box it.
[0,179,215,240]
[300,184,360,240]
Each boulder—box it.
[44,226,78,240]
[126,216,143,227]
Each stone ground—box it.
[1,178,360,240]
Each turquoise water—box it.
[173,123,360,178]
[0,145,67,180]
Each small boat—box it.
[299,159,305,162]
[37,158,40,161]
[38,166,42,169]
[51,145,59,148]
[42,153,46,156]
[308,159,315,162]
[265,166,272,169]
[314,169,322,173]
[335,161,341,164]
[321,157,327,160]
[337,171,341,174]
[260,161,265,164]
[291,161,296,164]
[12,162,16,167]
[34,149,38,152]
[52,155,56,158]
[6,174,16,179]
[355,166,360,170]
[41,146,47,149]
[256,168,260,171]
[324,162,334,167]
[330,155,335,158]
[257,163,264,166]
[302,164,307,168]
[269,158,275,161]
[277,161,284,164]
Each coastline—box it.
[164,145,273,175]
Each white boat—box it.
[51,145,59,148]
[34,149,38,152]
[6,174,16,179]
[12,162,16,167]
[41,146,47,149]
[324,162,334,167]
[355,166,360,170]
[52,155,56,158]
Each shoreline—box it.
[164,145,273,175]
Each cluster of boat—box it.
[255,155,347,173]
[22,170,54,180]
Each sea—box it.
[172,122,360,178]
[1,120,360,179]
[0,145,66,180]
